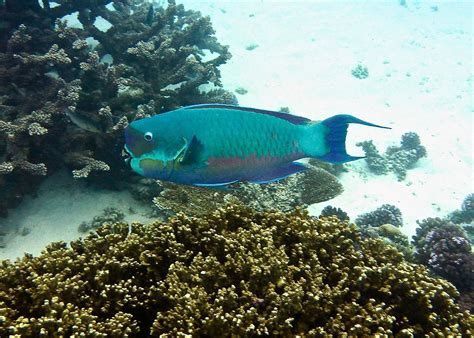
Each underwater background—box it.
[0,0,472,335]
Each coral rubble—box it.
[357,132,427,180]
[0,204,472,336]
[0,0,234,215]
[152,164,343,217]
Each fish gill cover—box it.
[0,0,235,215]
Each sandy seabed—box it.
[0,0,472,260]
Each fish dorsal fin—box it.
[176,135,204,165]
[181,104,311,125]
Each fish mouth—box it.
[122,146,132,165]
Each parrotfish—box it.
[123,104,389,187]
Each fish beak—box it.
[122,146,131,165]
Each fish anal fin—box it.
[246,162,307,184]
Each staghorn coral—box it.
[152,164,343,217]
[0,204,472,336]
[357,132,427,180]
[0,0,234,215]
[355,204,403,228]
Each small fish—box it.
[66,110,103,133]
[123,104,390,187]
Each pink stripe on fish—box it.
[208,152,305,168]
[208,153,273,168]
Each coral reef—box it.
[319,205,350,222]
[357,132,427,180]
[308,158,348,177]
[362,223,414,261]
[354,140,388,175]
[78,207,125,233]
[0,0,234,215]
[412,217,473,311]
[462,223,474,245]
[424,225,473,292]
[355,204,403,228]
[351,64,369,79]
[449,193,474,224]
[152,164,343,217]
[0,204,472,336]
[353,204,412,260]
[128,176,164,203]
[412,217,451,264]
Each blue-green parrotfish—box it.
[123,104,390,187]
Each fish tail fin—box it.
[307,114,391,164]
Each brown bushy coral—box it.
[0,204,472,336]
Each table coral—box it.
[0,0,234,215]
[0,204,472,336]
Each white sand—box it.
[0,1,472,259]
[0,171,154,260]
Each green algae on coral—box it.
[0,204,472,336]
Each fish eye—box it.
[144,132,153,141]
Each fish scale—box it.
[124,104,390,186]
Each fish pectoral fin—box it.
[177,135,205,166]
[246,162,308,184]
